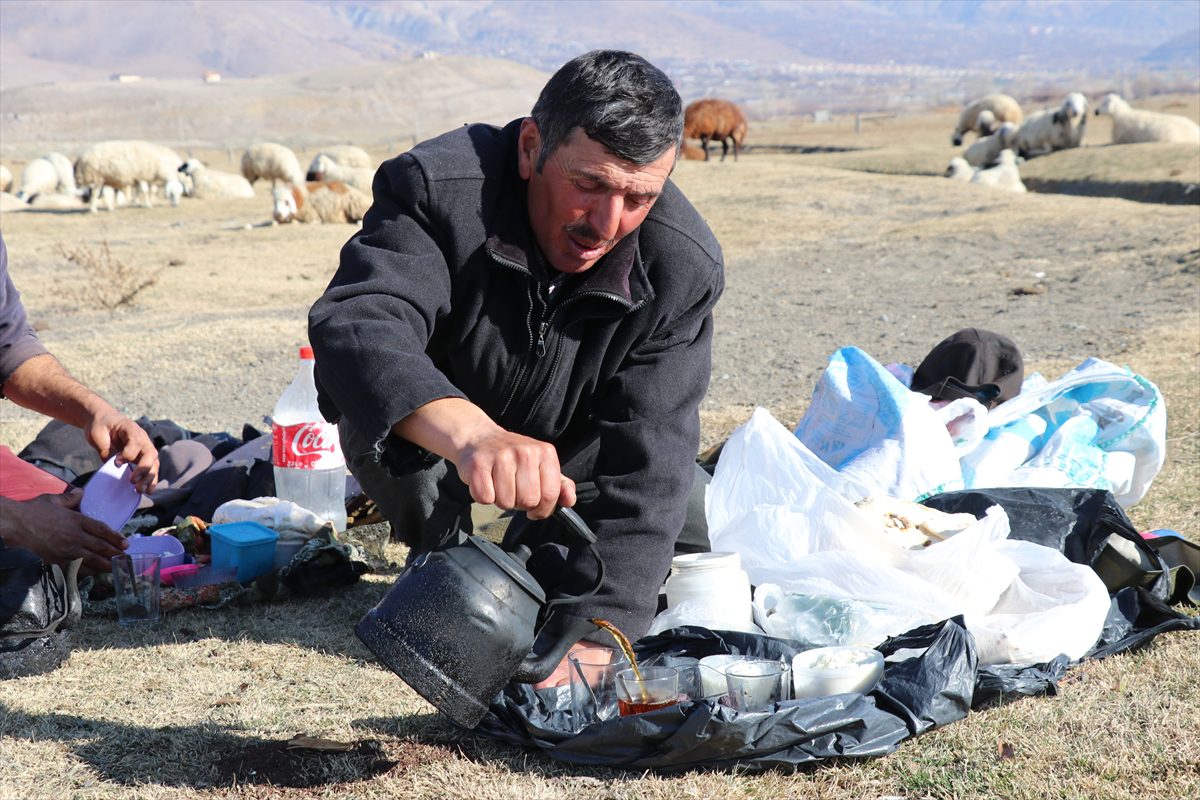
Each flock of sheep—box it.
[945,91,1200,193]
[0,141,376,224]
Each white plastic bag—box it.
[212,497,327,543]
[793,346,964,501]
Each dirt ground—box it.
[0,103,1198,799]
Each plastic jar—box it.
[664,552,753,630]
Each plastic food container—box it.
[171,565,238,589]
[663,552,753,631]
[208,521,279,582]
[125,534,186,568]
[791,646,885,698]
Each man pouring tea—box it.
[309,50,723,686]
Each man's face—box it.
[518,119,676,274]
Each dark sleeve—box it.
[560,254,725,641]
[0,234,50,396]
[307,155,467,466]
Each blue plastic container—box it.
[208,521,279,582]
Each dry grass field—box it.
[0,97,1198,799]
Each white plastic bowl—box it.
[791,646,884,698]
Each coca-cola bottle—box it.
[271,345,347,532]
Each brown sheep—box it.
[684,98,748,162]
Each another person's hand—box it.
[0,491,128,574]
[85,408,159,492]
[456,427,576,520]
[533,640,617,689]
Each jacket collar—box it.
[484,119,654,310]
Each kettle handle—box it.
[542,506,604,611]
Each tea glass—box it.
[568,650,629,732]
[614,667,679,717]
[725,659,786,712]
[111,554,161,626]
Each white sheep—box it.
[304,153,375,194]
[945,150,1026,193]
[1012,95,1089,160]
[1094,93,1200,144]
[307,145,374,172]
[15,158,59,202]
[964,122,1019,167]
[241,142,304,189]
[74,140,183,211]
[272,180,372,224]
[0,164,11,193]
[179,158,256,199]
[43,152,77,195]
[951,94,1024,146]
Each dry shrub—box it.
[54,240,159,309]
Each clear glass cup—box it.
[615,667,679,717]
[725,659,784,711]
[568,650,629,732]
[111,554,161,626]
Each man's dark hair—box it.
[530,50,683,172]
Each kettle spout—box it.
[510,617,598,684]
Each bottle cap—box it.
[299,345,314,360]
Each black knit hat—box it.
[912,328,1024,409]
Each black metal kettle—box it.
[354,506,604,728]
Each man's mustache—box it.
[564,221,614,249]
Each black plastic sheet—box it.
[475,488,1198,771]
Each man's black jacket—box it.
[308,119,724,638]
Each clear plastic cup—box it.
[615,667,679,717]
[111,554,161,626]
[568,650,629,732]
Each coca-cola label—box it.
[273,421,345,469]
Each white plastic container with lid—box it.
[663,552,754,631]
[271,346,347,532]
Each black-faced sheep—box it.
[1094,93,1200,144]
[75,140,183,211]
[1013,94,1090,159]
[684,98,748,162]
[241,143,304,189]
[272,181,372,224]
[951,94,1024,146]
[179,158,256,199]
[304,153,375,194]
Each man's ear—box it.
[517,117,541,180]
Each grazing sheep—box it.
[0,164,11,193]
[43,152,77,195]
[272,181,372,224]
[304,153,375,193]
[308,145,373,172]
[179,158,256,199]
[951,94,1024,145]
[964,122,1019,167]
[683,98,748,162]
[1094,93,1200,144]
[241,142,304,189]
[15,158,59,202]
[945,150,1026,193]
[74,140,182,211]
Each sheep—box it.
[178,158,256,199]
[1012,94,1089,159]
[15,158,59,202]
[683,98,748,162]
[964,122,1019,167]
[1057,92,1089,149]
[74,140,182,211]
[241,142,304,189]
[307,145,374,172]
[43,152,77,195]
[272,180,372,224]
[304,153,375,193]
[1094,93,1200,144]
[951,94,1024,146]
[0,164,11,193]
[945,149,1026,193]
[945,156,973,182]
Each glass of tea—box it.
[615,667,679,717]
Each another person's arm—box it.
[0,491,127,574]
[2,354,158,492]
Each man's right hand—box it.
[392,397,576,519]
[0,491,128,574]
